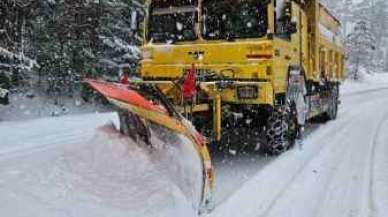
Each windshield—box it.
[147,0,268,43]
[148,1,198,43]
[202,0,268,40]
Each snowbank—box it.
[0,113,203,217]
[341,72,388,96]
[0,92,110,121]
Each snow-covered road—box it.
[1,78,388,217]
[210,86,388,217]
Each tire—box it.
[325,85,339,121]
[263,104,298,155]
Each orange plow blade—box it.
[84,79,214,213]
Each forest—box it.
[0,0,387,99]
[0,0,143,100]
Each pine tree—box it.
[368,1,388,69]
[346,19,376,80]
[384,47,388,72]
[0,0,37,88]
[97,0,143,79]
[335,0,353,36]
[31,0,143,99]
[1,0,145,102]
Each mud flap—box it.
[84,79,214,213]
[288,70,308,127]
[295,92,307,127]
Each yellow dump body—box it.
[303,1,345,82]
[317,3,346,81]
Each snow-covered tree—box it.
[13,0,145,100]
[368,1,388,48]
[334,0,353,36]
[97,0,143,78]
[384,47,388,72]
[0,0,37,89]
[346,20,376,80]
[337,0,388,73]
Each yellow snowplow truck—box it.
[135,0,345,154]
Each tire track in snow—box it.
[212,86,381,211]
[261,92,388,217]
[368,110,388,217]
[258,106,369,217]
[342,86,388,97]
[312,102,388,217]
[211,88,388,217]
[369,109,388,217]
[212,98,368,217]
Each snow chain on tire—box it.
[327,85,339,121]
[264,104,298,155]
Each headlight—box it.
[237,86,258,99]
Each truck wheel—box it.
[263,104,298,155]
[326,86,339,121]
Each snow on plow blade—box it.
[85,79,214,213]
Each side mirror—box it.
[288,21,298,34]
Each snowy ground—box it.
[0,114,202,217]
[209,75,388,217]
[0,91,111,121]
[341,72,388,95]
[1,73,388,217]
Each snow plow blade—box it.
[85,78,214,213]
